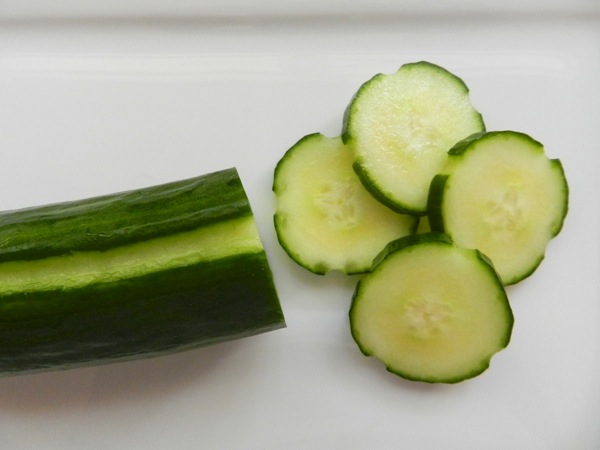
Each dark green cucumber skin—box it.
[0,168,249,262]
[371,231,453,268]
[0,167,286,375]
[426,174,450,233]
[0,252,284,376]
[352,161,422,216]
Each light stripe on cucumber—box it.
[428,131,568,285]
[342,61,485,215]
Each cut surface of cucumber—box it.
[273,133,418,275]
[350,232,513,384]
[0,168,285,375]
[342,61,485,215]
[428,131,568,285]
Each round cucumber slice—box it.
[349,232,513,384]
[273,133,417,275]
[342,61,485,215]
[428,131,569,285]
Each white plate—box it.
[1,2,599,449]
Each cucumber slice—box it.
[349,232,513,384]
[428,131,569,285]
[342,61,485,215]
[273,133,418,275]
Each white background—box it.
[0,2,599,448]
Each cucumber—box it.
[0,168,285,375]
[428,131,568,285]
[273,133,418,274]
[349,232,513,384]
[342,61,485,215]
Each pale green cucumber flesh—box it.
[350,232,513,384]
[428,131,569,285]
[343,61,485,215]
[273,133,417,274]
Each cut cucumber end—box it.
[343,61,485,214]
[428,131,569,285]
[350,232,513,384]
[274,133,418,274]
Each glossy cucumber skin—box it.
[0,168,248,262]
[0,168,285,375]
[426,174,450,233]
[0,252,283,375]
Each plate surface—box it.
[1,2,599,449]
